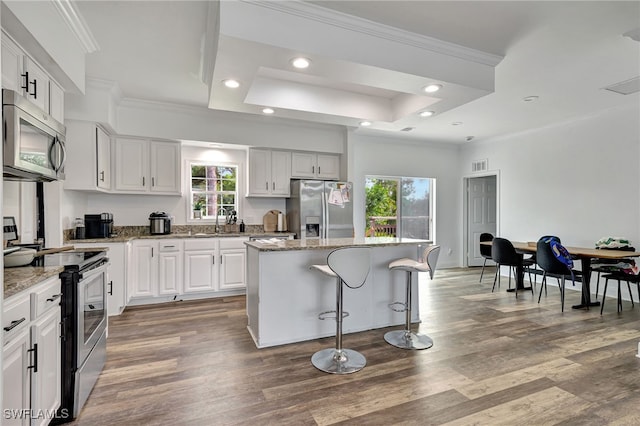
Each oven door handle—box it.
[79,263,108,281]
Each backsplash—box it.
[63,224,268,241]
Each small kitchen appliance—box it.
[84,213,113,238]
[149,211,171,235]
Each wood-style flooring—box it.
[71,268,640,425]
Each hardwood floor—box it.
[71,268,640,425]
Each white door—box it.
[183,251,217,293]
[159,251,182,295]
[2,328,31,426]
[115,138,148,191]
[150,142,180,193]
[130,242,158,298]
[96,127,111,190]
[270,150,291,196]
[219,249,246,290]
[30,307,62,426]
[467,175,497,266]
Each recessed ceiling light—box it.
[419,111,434,117]
[262,108,275,114]
[466,136,475,142]
[451,122,463,126]
[291,57,311,69]
[223,79,240,89]
[523,96,539,102]
[359,121,372,127]
[423,84,442,93]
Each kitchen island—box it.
[245,237,428,348]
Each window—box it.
[365,176,434,241]
[190,163,238,220]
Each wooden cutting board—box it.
[263,210,280,232]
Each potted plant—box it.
[193,200,203,219]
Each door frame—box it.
[462,171,500,267]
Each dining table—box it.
[483,241,640,310]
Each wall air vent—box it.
[604,76,640,95]
[471,159,488,173]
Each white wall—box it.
[347,131,462,269]
[459,103,640,248]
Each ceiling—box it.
[76,0,640,144]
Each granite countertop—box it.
[245,237,428,252]
[66,231,294,244]
[4,265,64,299]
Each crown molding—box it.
[52,0,99,53]
[241,0,503,67]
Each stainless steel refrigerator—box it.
[286,180,354,239]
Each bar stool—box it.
[385,245,440,350]
[309,247,371,374]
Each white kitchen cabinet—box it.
[1,32,63,121]
[64,121,112,192]
[30,307,62,426]
[74,242,127,316]
[1,33,24,93]
[158,240,183,295]
[2,276,62,426]
[114,138,149,192]
[183,239,217,293]
[219,237,248,291]
[130,240,159,299]
[291,152,340,180]
[96,126,111,190]
[2,326,30,426]
[114,138,181,194]
[247,148,291,197]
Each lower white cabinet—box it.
[2,275,62,426]
[128,237,248,303]
[158,240,183,295]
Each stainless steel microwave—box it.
[2,89,66,181]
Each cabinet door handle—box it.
[265,182,268,190]
[152,177,155,186]
[3,317,26,332]
[272,182,275,190]
[100,171,105,182]
[108,281,113,296]
[21,72,29,92]
[318,166,320,174]
[28,344,38,373]
[142,176,146,186]
[151,247,154,257]
[212,255,215,265]
[46,294,62,302]
[312,165,315,174]
[31,78,37,99]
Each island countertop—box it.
[245,237,428,252]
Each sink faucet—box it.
[215,207,228,233]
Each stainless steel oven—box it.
[45,250,108,424]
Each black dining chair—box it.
[479,233,494,283]
[600,271,638,314]
[536,238,575,312]
[491,237,535,297]
[591,243,636,300]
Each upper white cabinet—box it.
[247,149,291,197]
[114,138,181,194]
[291,152,340,180]
[64,121,112,192]
[96,127,112,190]
[1,32,64,123]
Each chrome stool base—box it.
[311,348,366,374]
[384,330,433,350]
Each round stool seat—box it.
[389,258,432,273]
[310,264,337,277]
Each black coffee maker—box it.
[84,213,114,238]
